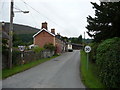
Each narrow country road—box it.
[3,50,85,88]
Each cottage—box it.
[33,22,65,54]
[1,22,9,40]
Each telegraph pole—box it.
[9,0,14,68]
[84,32,85,47]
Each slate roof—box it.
[33,28,55,38]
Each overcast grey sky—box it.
[0,0,100,38]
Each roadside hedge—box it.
[12,50,21,66]
[32,46,44,53]
[89,42,100,63]
[96,37,120,88]
[44,43,55,51]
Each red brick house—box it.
[33,22,65,54]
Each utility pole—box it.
[84,32,85,47]
[9,0,14,68]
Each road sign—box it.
[84,46,91,53]
[18,46,26,65]
[18,46,25,52]
[84,45,91,70]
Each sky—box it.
[0,0,100,38]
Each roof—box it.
[72,43,83,46]
[33,28,55,38]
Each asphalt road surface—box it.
[3,50,85,88]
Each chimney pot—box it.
[41,22,48,30]
[51,28,55,34]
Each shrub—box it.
[89,42,100,63]
[96,37,120,88]
[44,43,55,51]
[32,46,44,53]
[12,50,21,66]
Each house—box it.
[28,44,35,49]
[33,22,66,54]
[72,43,83,50]
[67,42,73,52]
[1,22,9,49]
[1,22,9,40]
[55,33,66,53]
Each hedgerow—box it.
[96,37,120,88]
[32,46,44,53]
[44,43,55,51]
[89,42,100,63]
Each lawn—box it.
[2,55,58,79]
[80,50,105,88]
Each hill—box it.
[3,22,40,46]
[4,22,39,34]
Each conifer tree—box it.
[86,2,120,42]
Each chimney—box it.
[51,28,55,34]
[41,22,48,30]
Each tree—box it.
[13,34,23,47]
[69,35,82,44]
[44,43,55,51]
[86,2,120,42]
[78,35,82,44]
[61,36,69,42]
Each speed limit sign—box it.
[84,46,91,53]
[84,45,91,70]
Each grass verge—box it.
[2,55,58,79]
[80,50,105,88]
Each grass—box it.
[80,50,105,88]
[0,71,2,80]
[2,55,58,79]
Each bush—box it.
[89,42,100,63]
[96,37,120,88]
[12,50,21,66]
[44,43,55,51]
[32,46,44,53]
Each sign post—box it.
[84,45,91,70]
[18,46,25,65]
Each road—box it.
[3,50,85,88]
